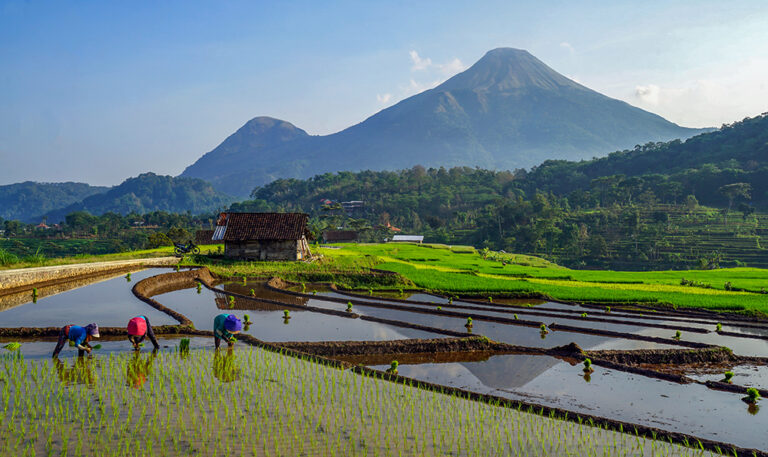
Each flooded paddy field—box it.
[369,353,768,451]
[0,269,177,327]
[155,285,445,341]
[2,269,768,455]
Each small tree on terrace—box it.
[718,183,751,227]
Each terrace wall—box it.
[0,257,179,295]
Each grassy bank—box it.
[324,243,768,315]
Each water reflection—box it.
[126,350,158,389]
[213,348,240,383]
[54,357,97,386]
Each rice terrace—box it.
[1,242,768,456]
[3,2,768,457]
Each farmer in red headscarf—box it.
[126,315,160,351]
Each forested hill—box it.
[519,113,768,207]
[237,113,767,213]
[42,173,234,223]
[0,182,108,222]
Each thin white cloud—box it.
[409,50,432,71]
[560,41,575,55]
[635,84,661,105]
[630,57,768,126]
[376,93,392,104]
[374,51,468,110]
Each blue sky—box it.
[1,0,767,186]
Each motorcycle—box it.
[174,242,200,256]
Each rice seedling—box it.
[386,360,399,375]
[716,323,722,332]
[250,288,256,296]
[346,302,353,312]
[583,358,594,374]
[126,272,132,282]
[196,283,202,294]
[581,312,588,318]
[744,388,760,404]
[178,338,190,355]
[436,306,442,311]
[175,264,180,272]
[673,330,681,340]
[283,310,291,319]
[2,342,21,352]
[465,317,473,329]
[92,344,102,350]
[540,324,548,334]
[488,296,493,303]
[229,295,235,308]
[0,346,722,457]
[243,314,253,325]
[722,371,734,383]
[605,306,610,313]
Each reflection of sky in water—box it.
[1,336,212,360]
[689,364,768,390]
[307,298,675,350]
[0,269,176,327]
[378,354,768,451]
[155,287,443,342]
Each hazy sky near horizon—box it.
[1,0,767,186]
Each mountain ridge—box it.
[181,47,711,197]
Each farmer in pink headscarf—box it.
[126,315,160,351]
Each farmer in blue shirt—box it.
[52,323,100,357]
[213,313,242,349]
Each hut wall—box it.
[225,238,310,261]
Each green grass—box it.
[0,246,172,270]
[325,243,768,315]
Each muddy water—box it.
[689,364,768,391]
[373,353,768,451]
[155,286,445,342]
[312,292,768,356]
[0,336,212,360]
[0,269,177,327]
[303,297,678,350]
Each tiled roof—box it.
[223,212,309,241]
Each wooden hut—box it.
[212,212,312,261]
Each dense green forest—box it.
[0,181,108,221]
[228,114,768,269]
[0,211,214,264]
[2,114,766,269]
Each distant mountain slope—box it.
[0,182,108,222]
[181,48,711,197]
[42,173,234,222]
[520,112,768,204]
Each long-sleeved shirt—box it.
[131,315,160,349]
[52,325,90,357]
[213,313,236,343]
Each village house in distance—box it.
[212,212,312,261]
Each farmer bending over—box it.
[52,323,100,358]
[127,315,160,350]
[213,313,242,349]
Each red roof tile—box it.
[223,213,309,241]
